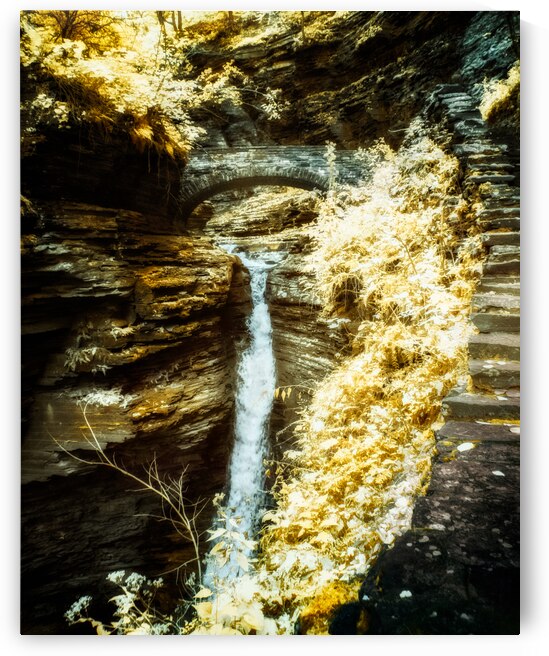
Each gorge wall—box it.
[20,130,251,632]
[186,11,517,149]
[21,10,519,634]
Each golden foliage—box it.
[299,580,360,634]
[20,11,345,161]
[176,11,344,49]
[20,11,260,161]
[252,127,481,620]
[479,60,520,125]
[23,10,122,52]
[20,12,195,160]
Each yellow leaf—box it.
[217,552,229,568]
[219,626,242,635]
[262,511,278,525]
[194,587,213,599]
[194,601,212,620]
[242,607,264,632]
[91,620,110,635]
[216,599,239,622]
[311,531,335,546]
[206,527,227,541]
[236,551,249,572]
[242,538,257,550]
[126,626,150,635]
[210,541,226,556]
[259,617,279,635]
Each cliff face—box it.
[20,130,252,633]
[187,11,517,149]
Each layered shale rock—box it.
[188,12,517,150]
[21,132,251,633]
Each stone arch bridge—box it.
[179,146,363,219]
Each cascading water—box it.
[204,248,285,589]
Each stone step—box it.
[469,332,520,360]
[447,109,481,120]
[483,258,520,276]
[477,277,520,295]
[481,196,520,209]
[467,163,515,175]
[478,208,520,223]
[472,293,520,313]
[466,154,513,165]
[488,244,520,258]
[436,84,468,94]
[442,103,478,114]
[479,181,520,202]
[482,232,520,247]
[465,173,517,185]
[437,93,472,104]
[479,216,520,232]
[483,245,521,275]
[470,359,520,391]
[453,142,508,157]
[454,123,488,138]
[472,312,520,333]
[437,419,520,443]
[439,92,473,102]
[442,392,520,420]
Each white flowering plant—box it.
[65,570,174,635]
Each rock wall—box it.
[188,12,517,149]
[21,131,251,633]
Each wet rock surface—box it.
[189,187,350,457]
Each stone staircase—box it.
[416,83,520,631]
[439,82,520,431]
[355,85,520,634]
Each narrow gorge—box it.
[20,10,520,635]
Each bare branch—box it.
[53,405,205,580]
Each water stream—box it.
[204,248,285,588]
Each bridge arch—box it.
[178,146,363,220]
[179,168,329,219]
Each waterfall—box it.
[204,248,284,588]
